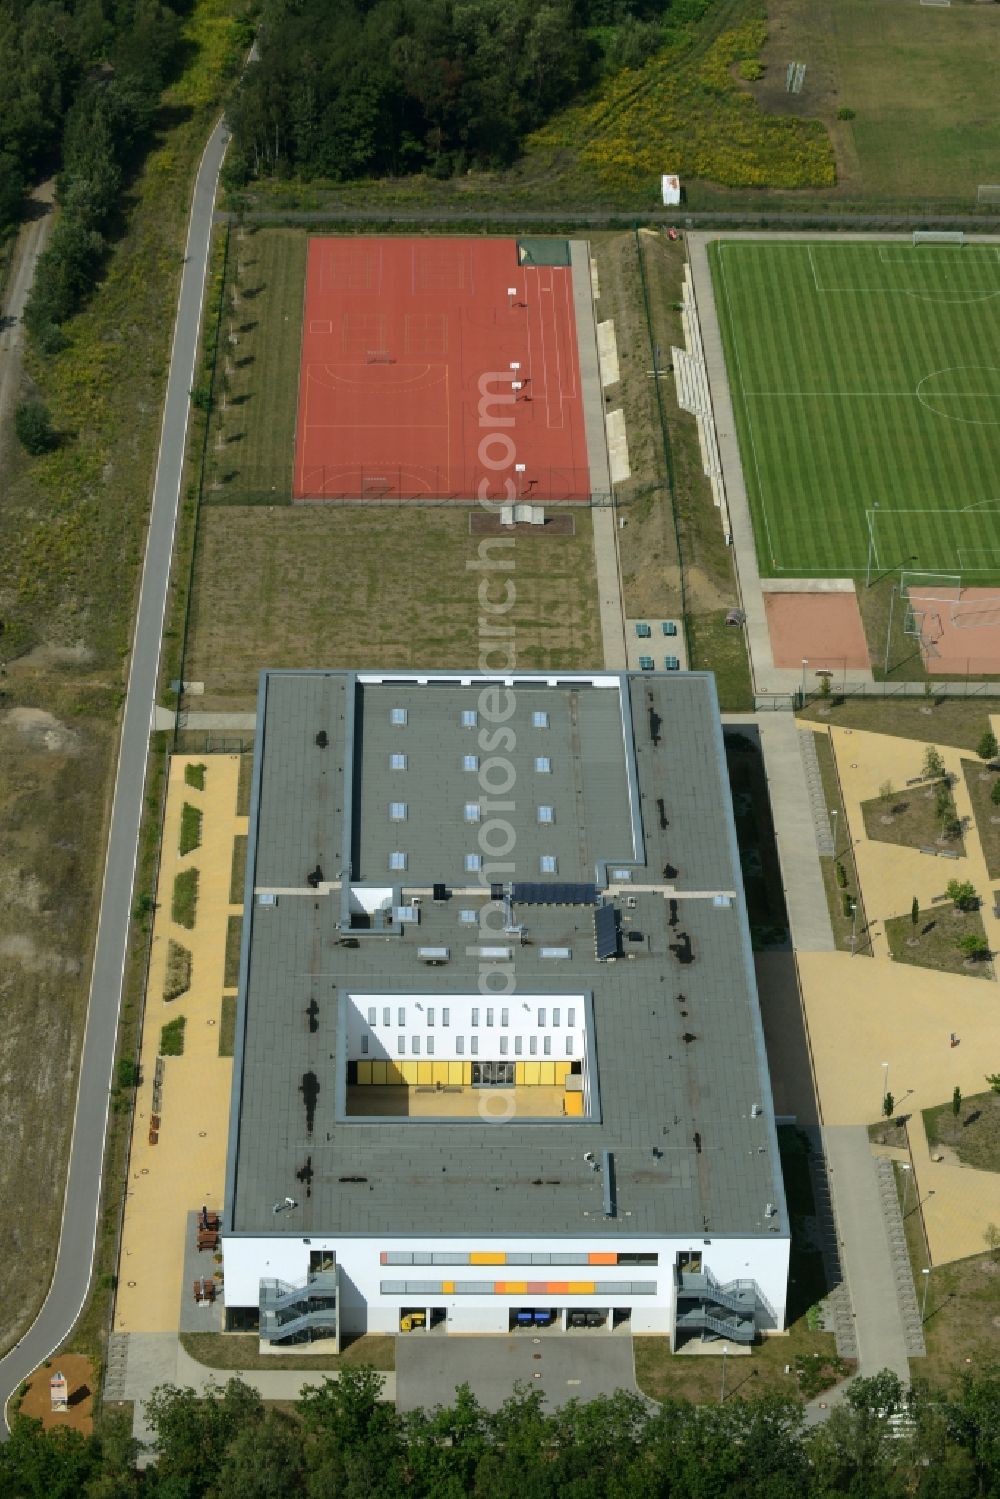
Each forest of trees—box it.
[0,0,199,347]
[3,1367,1000,1498]
[225,0,709,186]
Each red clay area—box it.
[908,587,1000,675]
[293,238,591,501]
[764,591,871,671]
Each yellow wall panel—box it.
[538,1062,555,1085]
[442,1281,455,1295]
[400,1061,419,1084]
[515,1063,526,1085]
[463,1062,473,1085]
[470,1252,506,1265]
[357,1061,373,1085]
[371,1061,387,1085]
[524,1061,541,1085]
[448,1061,464,1085]
[386,1062,403,1085]
[432,1062,449,1086]
[567,1282,596,1295]
[417,1061,433,1085]
[564,1092,584,1116]
[554,1062,571,1085]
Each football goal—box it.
[912,230,964,247]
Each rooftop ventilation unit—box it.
[432,883,447,903]
[751,1104,762,1118]
[315,730,329,748]
[418,946,450,965]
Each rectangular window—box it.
[456,1035,465,1055]
[501,1007,509,1027]
[368,1006,376,1025]
[538,1008,546,1027]
[471,1008,479,1027]
[566,1036,574,1055]
[485,1008,493,1027]
[534,756,551,773]
[471,1036,479,1055]
[463,754,478,772]
[461,709,478,728]
[465,853,482,873]
[390,707,407,726]
[442,1008,450,1027]
[383,1007,390,1026]
[500,1035,509,1055]
[537,805,554,824]
[397,1036,405,1054]
[427,1036,435,1056]
[459,909,478,925]
[539,854,557,874]
[427,1007,435,1027]
[390,752,407,770]
[515,1036,523,1055]
[389,801,407,821]
[529,1035,538,1056]
[552,1008,560,1028]
[464,802,481,824]
[532,711,549,728]
[398,1007,406,1027]
[567,1008,575,1027]
[543,1035,552,1056]
[361,1034,369,1054]
[412,1036,420,1055]
[389,851,407,871]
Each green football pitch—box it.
[709,240,1000,583]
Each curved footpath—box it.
[0,117,230,1438]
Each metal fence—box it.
[757,681,1000,711]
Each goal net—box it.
[912,230,964,246]
[901,571,961,658]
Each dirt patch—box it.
[3,706,80,754]
[764,591,870,671]
[470,512,575,536]
[17,1352,95,1434]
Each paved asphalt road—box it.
[0,117,229,1437]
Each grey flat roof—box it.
[226,671,788,1242]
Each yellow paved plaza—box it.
[115,756,244,1334]
[797,721,1000,1268]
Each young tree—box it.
[953,1085,963,1118]
[986,1074,1000,1094]
[883,1091,895,1119]
[946,879,977,912]
[956,934,988,962]
[911,896,920,928]
[992,779,1000,810]
[14,399,54,455]
[923,745,945,780]
[984,1223,1000,1261]
[978,729,999,764]
[879,779,895,804]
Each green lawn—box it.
[923,1089,1000,1174]
[204,227,307,503]
[710,241,1000,580]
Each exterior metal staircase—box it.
[674,1267,772,1347]
[259,1271,338,1346]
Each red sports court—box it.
[293,237,592,502]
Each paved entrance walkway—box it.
[111,1332,395,1458]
